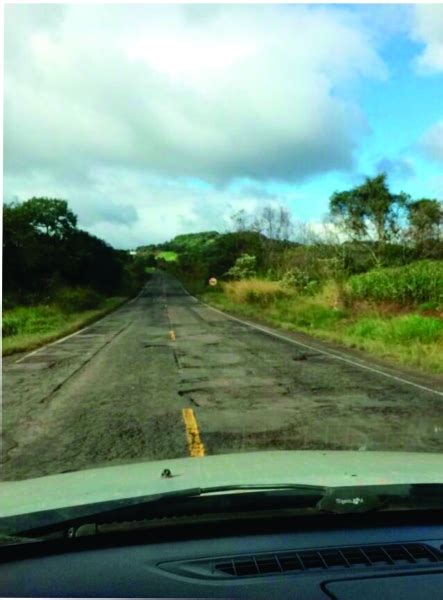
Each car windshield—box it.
[2,3,443,532]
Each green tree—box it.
[329,173,409,265]
[3,197,135,300]
[407,199,442,251]
[17,197,77,239]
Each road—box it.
[2,271,443,481]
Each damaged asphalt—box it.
[2,271,443,481]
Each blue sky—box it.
[250,12,443,225]
[4,4,443,247]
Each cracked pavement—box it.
[2,271,443,481]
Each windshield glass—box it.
[2,3,443,530]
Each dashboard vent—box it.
[214,543,442,577]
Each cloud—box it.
[375,157,416,179]
[4,168,275,248]
[5,4,386,187]
[4,4,393,247]
[421,121,443,163]
[411,5,443,73]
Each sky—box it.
[4,3,443,249]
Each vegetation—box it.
[149,173,442,374]
[2,197,150,354]
[202,282,442,373]
[156,251,178,262]
[3,197,148,302]
[225,254,257,279]
[6,174,441,372]
[347,260,443,306]
[223,279,289,307]
[2,297,125,356]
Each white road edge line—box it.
[15,323,92,363]
[178,282,443,398]
[15,287,147,364]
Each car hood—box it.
[1,451,443,518]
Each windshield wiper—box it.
[0,533,44,548]
[2,483,326,539]
[3,483,443,544]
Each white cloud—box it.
[3,168,270,248]
[421,120,443,163]
[4,4,389,245]
[412,5,443,73]
[5,4,386,184]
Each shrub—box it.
[225,254,257,280]
[54,287,104,313]
[280,268,320,295]
[347,260,443,305]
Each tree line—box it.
[3,197,145,305]
[154,173,442,288]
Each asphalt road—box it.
[2,271,443,481]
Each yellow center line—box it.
[182,408,205,457]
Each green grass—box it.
[347,260,443,306]
[157,251,178,262]
[347,314,443,344]
[200,281,443,375]
[2,297,126,356]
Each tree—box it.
[230,205,293,241]
[3,202,37,292]
[329,173,409,265]
[407,199,442,251]
[252,204,293,241]
[17,197,77,239]
[2,197,135,299]
[231,209,249,232]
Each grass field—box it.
[157,251,178,262]
[201,279,443,374]
[2,297,126,356]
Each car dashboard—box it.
[1,512,443,598]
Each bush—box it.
[225,254,257,279]
[54,287,104,313]
[347,260,443,305]
[280,268,320,295]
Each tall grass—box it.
[348,314,443,344]
[2,285,127,355]
[2,297,125,355]
[347,260,443,306]
[54,286,104,313]
[222,279,290,307]
[201,272,443,374]
[2,287,107,340]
